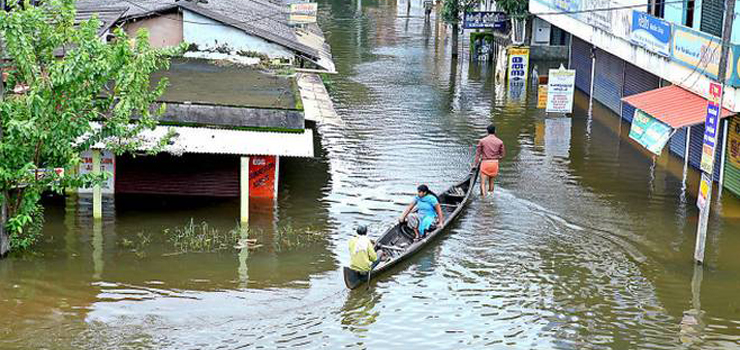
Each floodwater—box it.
[3,0,740,349]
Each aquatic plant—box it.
[165,219,242,253]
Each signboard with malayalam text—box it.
[700,82,722,173]
[630,11,671,57]
[79,150,115,194]
[537,85,548,109]
[629,109,673,155]
[249,155,276,198]
[697,172,711,210]
[507,47,530,84]
[289,3,318,24]
[463,11,508,29]
[546,67,576,113]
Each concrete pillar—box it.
[92,149,102,219]
[240,156,250,224]
[274,156,280,199]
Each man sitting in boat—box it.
[349,225,383,273]
[399,185,445,241]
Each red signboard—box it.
[249,156,276,198]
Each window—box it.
[649,0,665,18]
[684,0,695,27]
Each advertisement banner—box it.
[79,150,115,194]
[629,109,673,155]
[700,82,722,173]
[249,156,276,198]
[537,85,548,109]
[630,11,671,57]
[289,3,318,24]
[546,67,576,113]
[697,172,711,210]
[463,11,508,29]
[507,47,530,83]
[671,25,725,80]
[729,116,740,169]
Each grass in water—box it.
[165,219,242,253]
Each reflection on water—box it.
[2,0,740,348]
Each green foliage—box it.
[496,0,528,16]
[0,0,180,251]
[441,0,462,25]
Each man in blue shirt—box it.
[399,184,445,240]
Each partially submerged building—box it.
[74,0,336,221]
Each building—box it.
[529,0,740,197]
[73,0,336,221]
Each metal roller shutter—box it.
[570,37,592,93]
[686,122,725,181]
[669,127,688,157]
[724,116,740,196]
[593,49,625,114]
[688,123,704,170]
[116,153,239,197]
[621,63,661,123]
[725,164,740,197]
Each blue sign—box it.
[630,11,671,57]
[704,102,720,147]
[463,12,508,29]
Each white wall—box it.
[530,0,740,112]
[182,10,294,60]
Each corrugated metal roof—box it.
[621,85,734,128]
[91,125,314,157]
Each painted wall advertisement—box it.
[697,172,711,210]
[463,11,508,29]
[671,25,726,80]
[700,82,722,173]
[546,66,576,113]
[288,3,318,24]
[79,150,115,194]
[630,11,671,57]
[507,47,529,101]
[629,109,673,155]
[249,155,276,198]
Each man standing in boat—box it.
[475,124,505,198]
[348,225,383,274]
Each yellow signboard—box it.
[537,85,548,109]
[728,116,740,169]
[507,47,530,84]
[671,25,733,80]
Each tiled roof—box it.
[74,0,332,66]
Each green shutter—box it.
[724,116,740,197]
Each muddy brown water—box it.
[2,1,740,349]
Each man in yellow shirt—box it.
[348,225,382,273]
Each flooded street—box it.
[3,0,740,348]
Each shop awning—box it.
[621,85,734,128]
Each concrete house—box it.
[73,0,336,222]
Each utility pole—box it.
[694,0,735,264]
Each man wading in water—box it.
[475,124,505,198]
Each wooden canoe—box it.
[344,166,479,289]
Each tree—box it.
[440,0,529,57]
[0,0,177,255]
